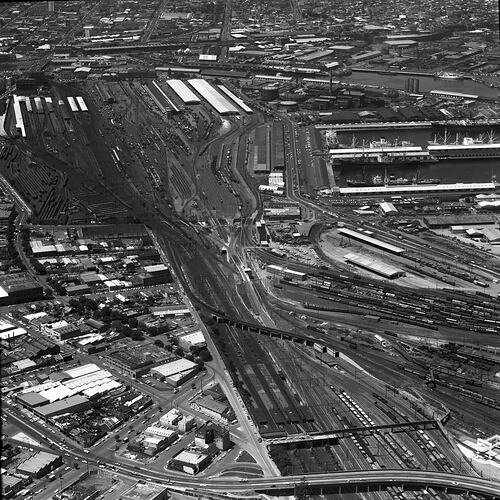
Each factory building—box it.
[379,202,399,216]
[0,274,44,306]
[142,264,173,285]
[34,395,91,419]
[151,358,199,386]
[424,215,497,228]
[481,227,500,244]
[177,330,206,351]
[16,451,62,479]
[106,350,167,378]
[344,253,406,279]
[170,450,211,475]
[2,475,25,499]
[191,395,234,425]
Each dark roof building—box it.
[0,274,43,306]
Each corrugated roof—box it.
[188,79,239,115]
[152,358,197,378]
[64,363,100,379]
[17,451,59,474]
[166,79,200,104]
[344,252,405,278]
[339,228,405,254]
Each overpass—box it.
[266,420,439,447]
[211,311,340,357]
[244,470,500,499]
[6,406,499,499]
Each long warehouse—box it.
[75,96,88,112]
[152,81,179,112]
[344,253,405,279]
[67,96,78,113]
[338,228,405,254]
[339,182,497,195]
[166,79,200,104]
[187,79,239,115]
[217,85,253,113]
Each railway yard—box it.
[1,3,500,497]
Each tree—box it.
[198,348,212,362]
[131,331,143,341]
[174,347,184,356]
[154,339,164,348]
[189,345,201,356]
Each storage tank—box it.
[260,85,280,101]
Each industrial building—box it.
[379,202,399,216]
[424,215,497,228]
[170,449,211,475]
[481,227,500,244]
[2,474,24,499]
[151,357,199,386]
[338,228,405,254]
[0,274,44,305]
[142,264,173,285]
[187,79,239,115]
[217,85,253,113]
[0,319,27,340]
[166,79,201,104]
[177,330,206,350]
[344,253,406,279]
[106,349,171,378]
[34,395,91,418]
[191,395,233,424]
[16,451,62,479]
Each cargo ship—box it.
[427,134,500,159]
[331,138,437,166]
[434,71,464,80]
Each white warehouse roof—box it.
[344,253,405,279]
[64,363,101,379]
[339,228,405,254]
[187,79,239,115]
[152,358,197,378]
[166,79,200,104]
[217,85,252,113]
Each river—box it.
[340,71,500,99]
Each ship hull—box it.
[335,158,438,166]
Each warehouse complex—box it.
[166,79,201,104]
[344,253,406,279]
[187,79,239,115]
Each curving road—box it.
[6,403,499,498]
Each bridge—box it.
[212,311,340,357]
[243,470,500,499]
[266,420,439,447]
